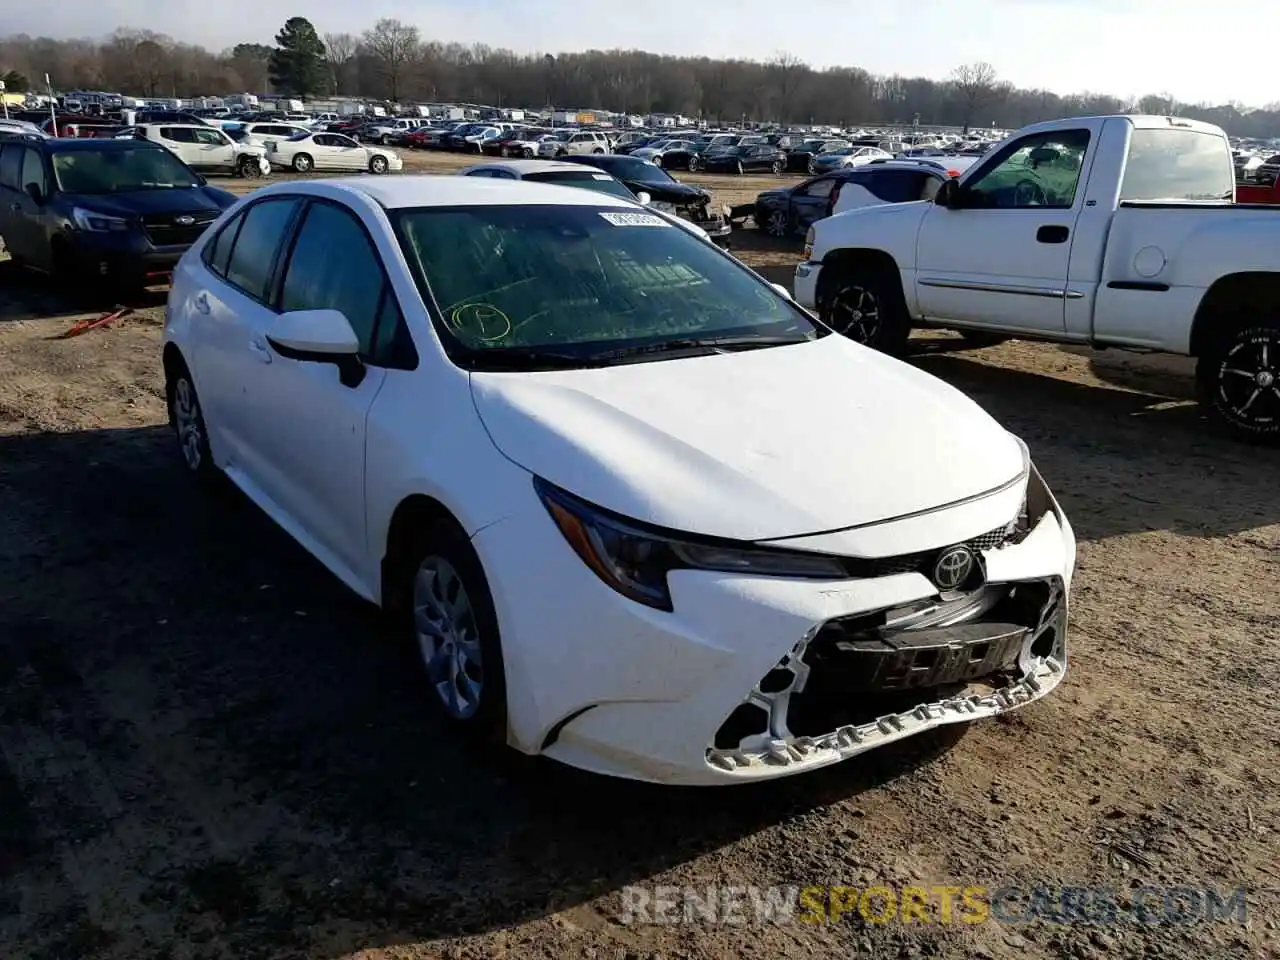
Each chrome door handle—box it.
[193,292,211,314]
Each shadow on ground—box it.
[0,259,167,324]
[0,424,964,959]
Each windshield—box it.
[52,146,200,193]
[602,156,674,183]
[393,204,822,368]
[526,171,637,200]
[224,127,248,142]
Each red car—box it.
[1236,180,1280,204]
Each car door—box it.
[252,198,401,576]
[158,126,200,168]
[789,176,837,231]
[188,196,303,484]
[1,145,50,267]
[0,144,20,253]
[323,133,367,170]
[914,126,1096,333]
[192,126,236,173]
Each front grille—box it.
[836,523,1011,580]
[141,211,219,247]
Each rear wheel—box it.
[291,153,313,173]
[818,262,911,355]
[763,209,790,238]
[687,155,699,172]
[1197,321,1280,442]
[771,158,785,175]
[166,360,218,483]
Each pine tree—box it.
[268,17,327,98]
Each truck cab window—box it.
[1120,129,1234,202]
[962,130,1091,209]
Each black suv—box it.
[0,138,236,289]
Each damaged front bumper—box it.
[473,466,1074,786]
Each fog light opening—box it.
[1031,627,1057,659]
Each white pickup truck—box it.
[794,114,1280,440]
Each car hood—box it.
[469,336,1024,541]
[61,188,229,218]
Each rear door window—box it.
[0,144,24,190]
[222,198,301,303]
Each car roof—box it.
[248,173,633,210]
[863,157,979,174]
[460,159,615,177]
[35,137,165,152]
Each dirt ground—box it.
[0,150,1277,960]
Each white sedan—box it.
[162,176,1075,786]
[266,130,402,174]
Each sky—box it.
[2,0,1267,107]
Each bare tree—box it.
[950,61,1003,133]
[323,32,356,94]
[361,18,419,102]
[767,51,805,122]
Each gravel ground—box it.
[0,150,1277,960]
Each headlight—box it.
[72,207,130,232]
[803,226,815,260]
[535,477,847,611]
[1007,437,1051,542]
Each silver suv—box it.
[537,130,611,158]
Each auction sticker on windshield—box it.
[599,212,669,226]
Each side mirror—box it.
[934,179,961,209]
[636,191,651,205]
[770,282,793,300]
[24,182,44,204]
[266,309,366,387]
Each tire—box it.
[592,147,604,154]
[522,148,535,159]
[291,153,313,173]
[166,360,218,483]
[772,158,785,175]
[380,134,391,145]
[808,159,817,175]
[369,154,389,174]
[818,262,911,355]
[387,518,508,740]
[763,209,790,238]
[1196,321,1280,443]
[687,155,699,172]
[237,156,262,179]
[735,159,744,175]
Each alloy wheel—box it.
[1214,327,1280,435]
[766,210,790,237]
[172,377,204,472]
[827,284,881,344]
[413,556,484,720]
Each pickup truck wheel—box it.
[1198,324,1280,442]
[819,265,911,355]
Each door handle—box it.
[193,292,211,314]
[1036,225,1069,244]
[248,337,272,363]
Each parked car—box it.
[0,137,234,289]
[565,153,731,242]
[161,175,1075,785]
[233,121,311,148]
[810,145,894,174]
[135,123,271,178]
[828,158,978,217]
[265,130,402,174]
[788,138,851,173]
[630,139,702,170]
[1255,154,1280,186]
[536,129,611,158]
[795,114,1280,440]
[457,158,718,244]
[697,144,787,175]
[1235,176,1280,204]
[736,170,879,238]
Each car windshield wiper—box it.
[586,333,815,362]
[465,347,616,370]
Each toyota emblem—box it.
[932,545,975,592]
[175,215,195,225]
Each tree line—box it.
[2,20,1279,138]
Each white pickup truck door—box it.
[914,126,1098,334]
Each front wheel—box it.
[763,209,790,238]
[237,156,263,179]
[369,154,389,174]
[687,155,699,172]
[818,263,911,355]
[389,520,508,739]
[771,158,784,175]
[1197,322,1280,442]
[291,153,313,173]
